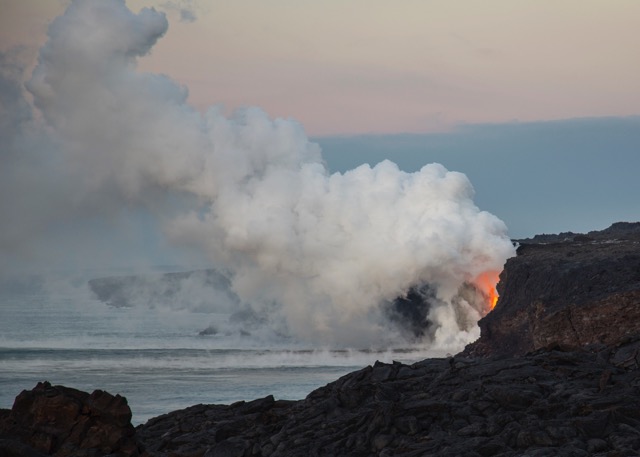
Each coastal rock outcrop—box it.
[464,222,640,358]
[134,336,640,456]
[0,382,145,457]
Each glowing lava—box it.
[488,287,499,310]
[474,271,501,312]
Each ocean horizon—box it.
[0,272,446,425]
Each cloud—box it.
[0,0,515,349]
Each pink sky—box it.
[2,0,639,135]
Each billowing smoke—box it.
[1,0,515,349]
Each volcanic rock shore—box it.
[1,222,639,457]
[464,221,640,358]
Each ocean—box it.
[0,272,442,425]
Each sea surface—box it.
[0,273,442,425]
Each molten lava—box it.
[474,271,501,312]
[488,287,499,310]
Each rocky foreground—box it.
[1,222,639,456]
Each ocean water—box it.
[0,273,442,425]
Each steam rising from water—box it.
[1,0,515,349]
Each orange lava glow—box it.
[489,287,499,310]
[474,271,501,312]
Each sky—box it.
[2,0,639,135]
[318,117,640,238]
[0,0,639,274]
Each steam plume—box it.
[1,0,515,348]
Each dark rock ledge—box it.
[1,222,639,456]
[0,384,141,457]
[136,338,640,457]
[464,221,640,358]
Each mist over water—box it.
[1,0,515,349]
[0,280,446,424]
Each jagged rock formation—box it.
[0,382,145,457]
[2,222,640,456]
[135,337,640,456]
[464,222,640,358]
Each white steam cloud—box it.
[1,0,515,349]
